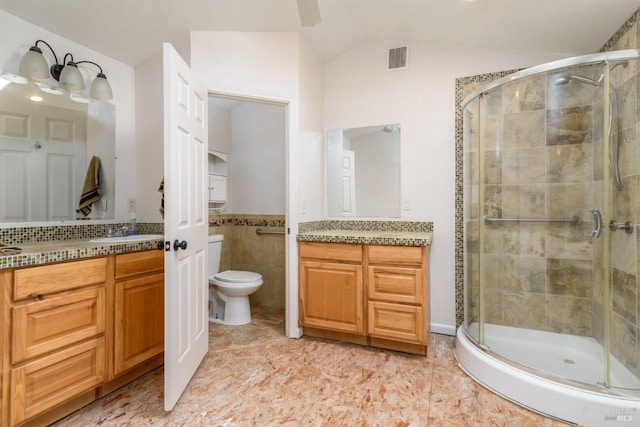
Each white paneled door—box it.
[162,43,209,411]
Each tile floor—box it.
[54,308,572,426]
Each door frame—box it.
[206,88,301,339]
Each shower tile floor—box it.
[53,307,572,426]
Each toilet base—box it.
[208,294,252,325]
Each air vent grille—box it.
[387,46,408,71]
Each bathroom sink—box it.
[89,234,164,244]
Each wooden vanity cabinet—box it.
[113,250,164,377]
[298,241,429,355]
[298,242,365,335]
[0,249,165,427]
[7,258,109,426]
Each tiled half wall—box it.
[209,214,286,309]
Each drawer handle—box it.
[28,293,45,300]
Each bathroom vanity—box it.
[0,240,164,427]
[297,222,432,355]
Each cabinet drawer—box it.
[368,301,425,344]
[12,287,106,364]
[299,242,362,263]
[10,337,105,425]
[368,265,424,304]
[115,250,164,280]
[13,258,107,300]
[366,245,424,266]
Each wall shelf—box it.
[208,150,227,208]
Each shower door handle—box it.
[591,208,602,238]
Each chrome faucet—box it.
[113,226,129,237]
[104,226,129,238]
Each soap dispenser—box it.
[129,213,139,235]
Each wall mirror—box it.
[326,123,400,218]
[0,76,115,222]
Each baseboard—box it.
[430,323,456,336]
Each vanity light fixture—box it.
[18,40,113,100]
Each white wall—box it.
[208,101,231,154]
[229,102,286,215]
[324,40,576,334]
[0,10,136,223]
[134,49,164,222]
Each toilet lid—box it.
[214,270,262,283]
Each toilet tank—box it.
[208,234,224,275]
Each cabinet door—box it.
[114,273,164,376]
[368,301,425,344]
[10,337,105,425]
[299,260,364,334]
[12,287,105,364]
[208,174,227,202]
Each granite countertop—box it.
[296,229,432,247]
[0,237,165,270]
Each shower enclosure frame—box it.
[456,49,640,425]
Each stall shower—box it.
[457,50,640,426]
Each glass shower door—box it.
[607,57,640,392]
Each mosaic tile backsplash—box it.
[0,222,164,245]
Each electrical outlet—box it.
[128,199,136,213]
[402,198,411,210]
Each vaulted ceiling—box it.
[1,0,638,67]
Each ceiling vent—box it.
[387,45,409,71]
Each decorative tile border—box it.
[0,223,164,245]
[209,214,285,228]
[299,220,433,233]
[599,8,640,52]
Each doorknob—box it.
[173,239,188,251]
[609,220,633,234]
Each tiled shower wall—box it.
[465,70,603,336]
[456,7,640,379]
[209,214,286,309]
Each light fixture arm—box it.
[76,60,105,76]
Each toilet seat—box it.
[211,270,263,287]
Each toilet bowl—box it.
[209,270,263,325]
[208,234,263,325]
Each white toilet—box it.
[208,234,263,325]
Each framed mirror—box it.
[0,76,115,222]
[326,123,400,218]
